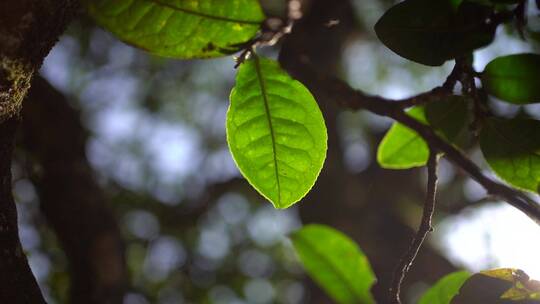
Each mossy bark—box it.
[0,0,79,302]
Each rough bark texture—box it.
[0,0,79,302]
[279,1,457,302]
[0,0,79,120]
[22,77,127,304]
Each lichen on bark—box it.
[0,57,32,120]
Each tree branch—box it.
[22,76,127,304]
[286,62,540,225]
[389,152,439,304]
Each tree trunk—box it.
[22,76,127,304]
[0,1,79,302]
[0,117,45,303]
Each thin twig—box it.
[235,0,301,68]
[389,152,439,304]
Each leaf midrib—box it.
[145,0,262,25]
[253,55,282,206]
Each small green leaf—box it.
[377,96,469,169]
[290,224,376,304]
[451,268,540,303]
[377,106,429,169]
[87,0,265,58]
[226,56,327,209]
[479,118,540,193]
[375,0,495,66]
[482,54,540,104]
[419,271,471,304]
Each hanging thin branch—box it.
[389,152,439,304]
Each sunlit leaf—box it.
[482,54,540,104]
[290,224,376,304]
[377,96,469,169]
[226,56,327,209]
[479,118,540,193]
[451,268,540,303]
[87,0,265,58]
[377,106,429,169]
[375,0,495,66]
[419,271,470,304]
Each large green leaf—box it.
[419,271,471,304]
[374,0,495,66]
[482,54,540,104]
[451,268,540,303]
[226,56,327,209]
[377,96,469,169]
[479,118,540,193]
[87,0,265,58]
[290,224,376,304]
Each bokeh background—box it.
[13,0,540,303]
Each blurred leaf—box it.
[426,95,470,144]
[451,268,540,303]
[479,118,540,193]
[377,96,468,169]
[482,54,540,104]
[226,56,327,209]
[87,0,264,58]
[290,224,376,304]
[375,0,495,66]
[419,271,471,304]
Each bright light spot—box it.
[197,223,230,260]
[124,210,160,240]
[217,193,250,225]
[244,279,275,304]
[144,236,187,281]
[238,249,274,278]
[437,203,540,278]
[209,286,239,304]
[28,252,51,282]
[247,206,300,247]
